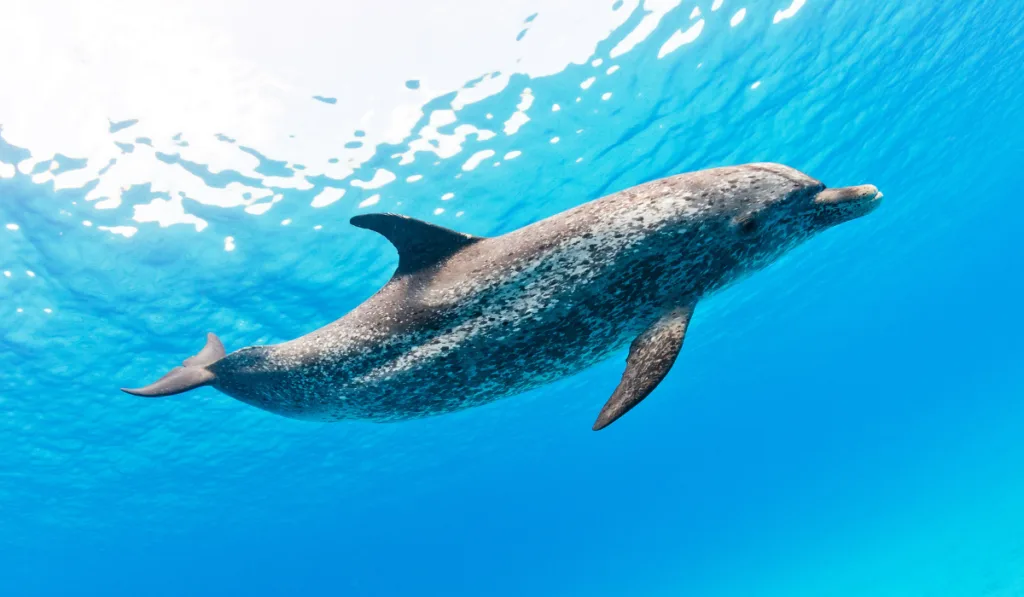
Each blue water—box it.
[3,1,1024,595]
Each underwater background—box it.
[2,0,1023,595]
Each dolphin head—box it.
[705,163,882,280]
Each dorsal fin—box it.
[350,213,484,277]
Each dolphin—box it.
[123,163,881,430]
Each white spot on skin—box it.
[224,236,236,251]
[434,208,445,215]
[442,193,455,201]
[281,219,292,226]
[730,8,746,26]
[750,81,761,90]
[712,0,724,11]
[26,270,35,278]
[504,151,522,160]
[5,223,19,230]
[550,137,560,144]
[580,77,596,90]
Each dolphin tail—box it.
[121,333,225,397]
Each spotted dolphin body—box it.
[124,163,881,430]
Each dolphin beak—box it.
[814,184,883,206]
[812,184,883,224]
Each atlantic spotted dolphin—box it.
[123,163,881,430]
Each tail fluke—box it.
[183,333,225,368]
[121,333,225,397]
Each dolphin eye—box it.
[736,215,759,236]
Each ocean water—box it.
[2,0,1023,595]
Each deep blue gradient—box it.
[2,1,1024,595]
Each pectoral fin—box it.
[593,306,693,431]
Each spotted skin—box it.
[126,163,881,428]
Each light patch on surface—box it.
[602,92,613,100]
[280,219,291,226]
[462,149,496,171]
[351,169,397,190]
[398,118,495,165]
[224,236,235,251]
[609,0,681,58]
[690,6,701,18]
[133,197,209,231]
[751,80,762,89]
[773,0,806,23]
[26,270,36,278]
[606,65,620,75]
[98,225,138,238]
[730,8,747,26]
[580,76,596,90]
[658,20,705,58]
[406,174,423,183]
[503,88,534,135]
[3,271,11,278]
[550,137,561,144]
[245,202,273,215]
[450,72,510,111]
[5,223,19,230]
[433,208,445,215]
[358,194,381,208]
[311,187,346,208]
[504,150,522,160]
[591,58,603,67]
[43,308,53,314]
[83,220,94,227]
[442,192,455,200]
[552,103,561,112]
[0,0,641,234]
[712,0,724,10]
